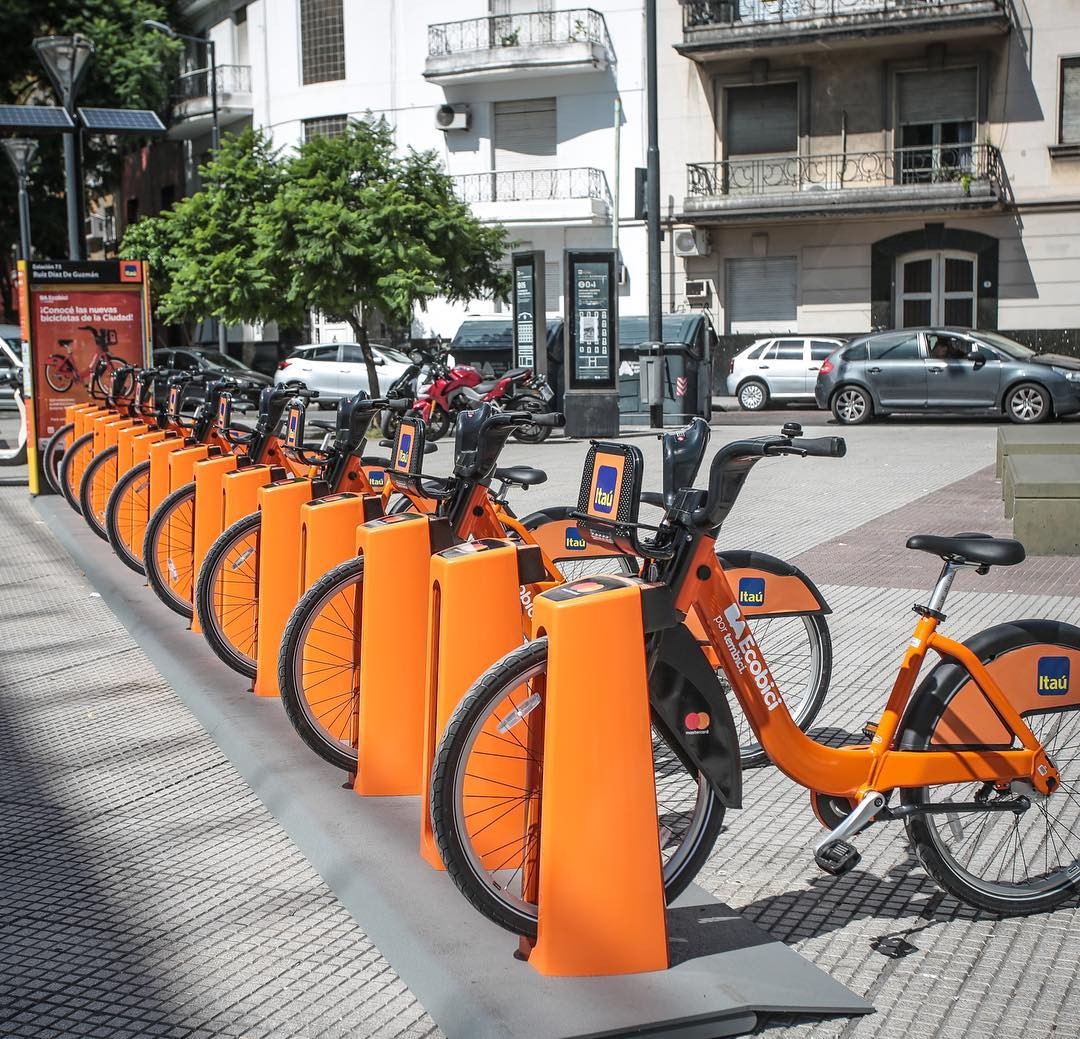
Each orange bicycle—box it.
[431,419,1080,936]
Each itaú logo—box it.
[368,470,385,488]
[593,464,617,513]
[396,432,412,470]
[564,526,587,550]
[1038,656,1070,696]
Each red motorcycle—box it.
[414,352,555,443]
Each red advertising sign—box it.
[23,260,151,493]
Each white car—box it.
[1,324,22,409]
[274,342,412,401]
[727,335,845,411]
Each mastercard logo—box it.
[684,712,710,731]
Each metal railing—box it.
[172,64,253,103]
[428,8,613,59]
[452,167,612,206]
[682,0,1007,29]
[687,144,1004,199]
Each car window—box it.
[340,345,364,363]
[757,343,779,362]
[376,346,412,365]
[867,334,921,362]
[296,346,338,362]
[926,334,971,361]
[745,342,771,360]
[843,342,867,362]
[810,340,840,360]
[156,351,173,368]
[774,339,806,361]
[173,352,199,370]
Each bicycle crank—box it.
[812,790,886,877]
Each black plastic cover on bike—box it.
[285,399,306,449]
[573,441,644,555]
[217,392,233,433]
[388,415,427,496]
[662,418,710,508]
[649,622,743,808]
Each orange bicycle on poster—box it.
[43,324,123,394]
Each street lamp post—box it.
[144,19,225,350]
[645,0,663,429]
[2,139,39,261]
[33,34,95,261]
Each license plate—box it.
[539,383,554,401]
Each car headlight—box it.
[1051,366,1080,383]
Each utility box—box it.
[638,342,664,406]
[563,249,619,438]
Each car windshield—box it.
[198,351,253,370]
[976,331,1036,360]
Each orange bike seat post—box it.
[353,513,451,797]
[419,540,533,869]
[148,437,188,513]
[190,454,239,634]
[527,578,668,978]
[252,477,315,697]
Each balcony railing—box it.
[171,64,252,103]
[428,8,613,60]
[687,144,1004,200]
[453,167,612,207]
[682,0,1007,28]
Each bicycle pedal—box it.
[862,720,878,739]
[815,838,861,876]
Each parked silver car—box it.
[727,335,845,411]
[274,342,412,401]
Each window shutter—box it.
[897,68,977,124]
[545,261,561,307]
[1062,60,1080,143]
[494,98,557,169]
[726,83,798,157]
[726,257,797,329]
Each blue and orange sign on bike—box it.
[20,259,152,494]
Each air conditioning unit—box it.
[435,103,471,132]
[685,279,712,305]
[673,228,711,258]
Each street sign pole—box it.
[511,250,547,378]
[563,248,619,438]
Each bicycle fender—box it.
[649,622,742,809]
[717,549,830,616]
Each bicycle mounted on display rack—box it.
[430,419,1080,937]
[43,324,122,394]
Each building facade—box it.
[660,0,1080,353]
[147,0,651,347]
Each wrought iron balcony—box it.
[171,64,253,102]
[168,65,253,140]
[678,0,1012,60]
[425,8,613,84]
[684,144,1006,218]
[453,167,611,206]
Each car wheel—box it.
[832,385,872,425]
[1006,383,1051,424]
[737,380,769,412]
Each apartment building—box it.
[660,0,1080,351]
[137,0,649,345]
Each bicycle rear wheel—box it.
[143,483,197,618]
[79,445,119,540]
[430,637,725,938]
[42,422,74,494]
[106,461,151,574]
[195,512,261,678]
[58,433,95,514]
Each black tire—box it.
[42,422,74,494]
[737,379,769,412]
[380,409,402,441]
[729,613,832,768]
[1005,382,1051,424]
[106,461,151,574]
[142,483,197,619]
[78,445,118,541]
[279,554,366,771]
[901,619,1080,915]
[195,512,262,679]
[90,356,123,399]
[831,385,873,425]
[431,638,726,938]
[58,432,95,513]
[426,405,452,441]
[44,356,75,393]
[508,393,552,444]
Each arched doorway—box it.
[896,250,977,327]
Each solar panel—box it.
[0,105,75,131]
[78,107,166,135]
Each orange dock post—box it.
[148,437,189,512]
[220,465,277,527]
[116,422,149,475]
[418,539,537,868]
[167,443,211,494]
[525,577,669,978]
[190,454,239,634]
[350,513,454,797]
[251,477,316,697]
[299,493,376,591]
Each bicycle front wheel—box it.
[195,512,261,678]
[143,483,197,618]
[58,432,95,514]
[79,445,119,540]
[430,637,725,938]
[106,461,151,574]
[42,422,74,494]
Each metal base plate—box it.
[39,497,872,1039]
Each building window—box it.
[896,67,977,183]
[126,198,139,225]
[300,0,345,85]
[1060,57,1080,144]
[896,251,976,328]
[160,184,176,211]
[493,98,556,169]
[723,82,797,195]
[303,115,348,141]
[725,256,797,334]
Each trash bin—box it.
[619,340,712,425]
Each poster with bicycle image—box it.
[22,260,151,492]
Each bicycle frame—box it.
[679,537,1059,801]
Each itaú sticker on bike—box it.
[564,525,587,551]
[737,576,766,607]
[367,470,386,488]
[1038,656,1070,696]
[715,602,784,711]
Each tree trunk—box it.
[347,310,380,398]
